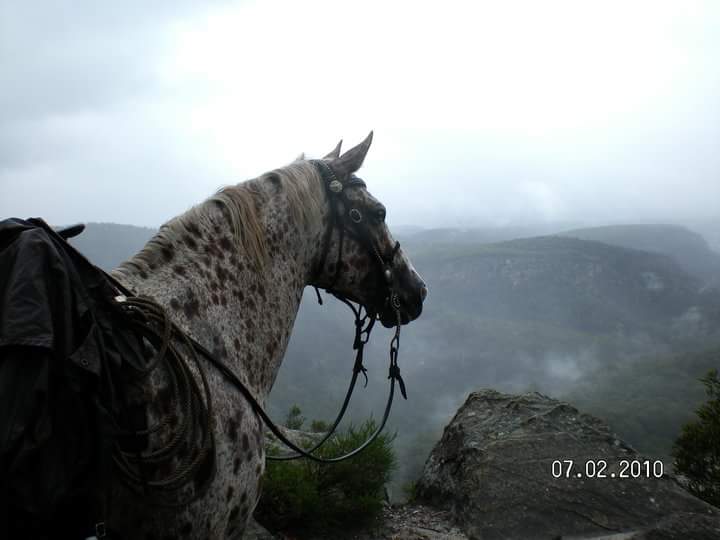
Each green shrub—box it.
[285,404,305,430]
[310,419,329,433]
[672,368,720,507]
[256,409,396,535]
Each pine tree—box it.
[672,368,720,507]
[284,405,305,430]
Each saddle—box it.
[0,218,148,539]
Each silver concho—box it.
[349,208,362,223]
[384,268,393,283]
[329,180,343,193]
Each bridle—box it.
[312,159,402,304]
[52,159,412,509]
[265,159,408,461]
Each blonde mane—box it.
[115,160,325,276]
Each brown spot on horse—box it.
[161,246,174,263]
[182,235,198,251]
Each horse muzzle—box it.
[379,269,427,328]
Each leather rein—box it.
[266,160,408,462]
[93,159,407,479]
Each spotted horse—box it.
[108,133,427,539]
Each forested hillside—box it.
[558,224,720,288]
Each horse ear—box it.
[295,152,306,161]
[334,131,373,176]
[323,140,343,159]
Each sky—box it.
[1,0,719,230]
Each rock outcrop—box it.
[416,389,719,540]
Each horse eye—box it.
[376,208,386,223]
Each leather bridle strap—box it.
[184,303,401,464]
[310,159,403,316]
[311,159,374,289]
[268,298,374,461]
[266,160,408,461]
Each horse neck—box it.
[111,166,329,400]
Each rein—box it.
[104,274,404,474]
[86,158,409,502]
[263,160,407,461]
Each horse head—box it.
[311,133,427,328]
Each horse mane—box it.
[115,160,325,277]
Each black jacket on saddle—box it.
[0,218,146,539]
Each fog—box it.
[2,1,719,231]
[3,0,720,503]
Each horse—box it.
[108,133,427,539]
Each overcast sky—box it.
[1,0,718,230]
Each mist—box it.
[3,0,720,508]
[2,1,719,232]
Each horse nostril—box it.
[420,285,428,302]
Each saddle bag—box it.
[0,218,147,539]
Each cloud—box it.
[2,0,719,229]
